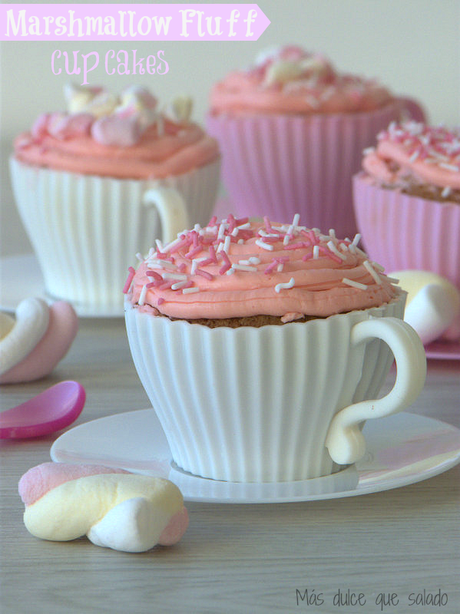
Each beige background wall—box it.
[1,0,459,256]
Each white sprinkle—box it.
[226,267,235,275]
[328,229,336,239]
[194,224,202,233]
[171,280,188,290]
[147,247,156,258]
[205,226,218,233]
[351,233,361,247]
[327,240,347,261]
[409,150,420,163]
[292,213,300,227]
[231,227,239,237]
[363,260,382,284]
[439,162,460,172]
[342,278,368,290]
[275,277,295,293]
[150,259,177,270]
[232,263,258,272]
[313,245,320,259]
[258,229,280,237]
[182,287,200,294]
[249,257,261,265]
[217,222,226,241]
[305,94,320,109]
[138,284,148,306]
[162,237,182,253]
[442,186,452,198]
[135,252,144,262]
[216,242,224,254]
[386,276,400,284]
[223,235,231,254]
[283,234,291,246]
[371,261,385,272]
[162,272,188,281]
[191,258,206,274]
[363,146,375,155]
[255,239,274,251]
[155,239,164,252]
[339,243,348,252]
[277,264,284,272]
[237,222,251,230]
[238,239,244,244]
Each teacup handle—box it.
[325,317,426,465]
[397,96,426,123]
[143,187,189,245]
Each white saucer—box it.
[0,253,124,318]
[50,409,460,504]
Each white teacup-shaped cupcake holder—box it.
[9,157,220,310]
[125,292,426,484]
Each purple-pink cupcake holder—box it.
[207,98,425,239]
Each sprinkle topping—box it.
[127,214,398,320]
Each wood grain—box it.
[1,318,459,613]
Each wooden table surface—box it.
[1,316,459,614]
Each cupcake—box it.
[353,121,460,339]
[10,85,220,311]
[124,213,426,483]
[207,45,425,239]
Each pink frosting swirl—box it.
[13,86,220,180]
[209,46,394,116]
[126,214,398,320]
[362,121,460,191]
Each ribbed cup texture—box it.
[206,102,400,239]
[10,158,220,309]
[125,297,403,483]
[353,175,460,289]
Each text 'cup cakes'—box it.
[207,46,425,240]
[10,85,221,313]
[124,213,426,484]
[353,121,460,340]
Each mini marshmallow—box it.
[392,270,460,344]
[0,299,78,384]
[19,463,188,553]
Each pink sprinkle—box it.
[169,238,191,254]
[177,263,187,273]
[208,245,217,263]
[317,245,342,263]
[146,282,156,289]
[185,245,203,260]
[302,253,314,262]
[196,268,213,280]
[264,259,278,275]
[122,267,135,294]
[146,270,162,281]
[208,215,217,227]
[283,241,309,251]
[181,280,194,290]
[263,216,273,233]
[227,213,237,233]
[235,217,249,226]
[219,251,232,275]
[158,298,165,306]
[159,280,175,290]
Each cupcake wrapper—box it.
[206,102,400,239]
[10,158,220,309]
[125,297,404,483]
[353,174,460,288]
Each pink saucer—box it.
[425,339,460,361]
